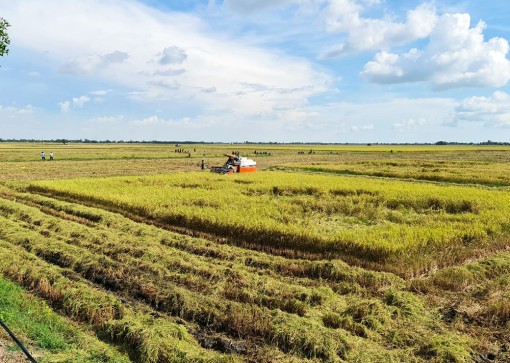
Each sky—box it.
[1,0,510,143]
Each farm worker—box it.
[41,151,45,161]
[49,152,54,160]
[201,159,205,170]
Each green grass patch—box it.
[0,276,130,362]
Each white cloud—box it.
[318,1,510,89]
[89,89,112,103]
[351,123,373,131]
[18,105,34,115]
[0,104,34,116]
[455,91,510,127]
[60,51,129,75]
[2,0,330,120]
[58,95,90,111]
[201,86,217,93]
[89,89,112,96]
[158,46,187,65]
[362,13,510,89]
[150,69,186,77]
[72,96,90,107]
[150,79,180,90]
[323,2,437,56]
[58,101,70,112]
[393,118,427,130]
[0,105,38,137]
[129,115,200,128]
[307,97,456,138]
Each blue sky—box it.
[1,0,510,142]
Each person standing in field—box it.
[41,151,45,161]
[49,152,54,160]
[201,159,205,170]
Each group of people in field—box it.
[40,151,54,161]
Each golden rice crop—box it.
[30,171,510,275]
[0,187,478,362]
[1,144,509,361]
[278,159,510,186]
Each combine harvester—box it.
[211,154,257,174]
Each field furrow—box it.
[1,144,510,362]
[272,159,510,187]
[28,172,510,277]
[0,188,480,362]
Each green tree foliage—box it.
[0,17,10,57]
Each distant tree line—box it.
[0,139,509,145]
[435,140,510,146]
[0,139,213,144]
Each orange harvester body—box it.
[210,154,257,174]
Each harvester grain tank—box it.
[211,154,257,174]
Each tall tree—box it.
[0,17,10,57]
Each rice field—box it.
[30,171,510,276]
[275,159,510,187]
[0,142,508,362]
[2,142,510,163]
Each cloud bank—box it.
[1,0,510,142]
[455,91,510,127]
[324,2,437,56]
[362,13,510,89]
[2,0,330,120]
